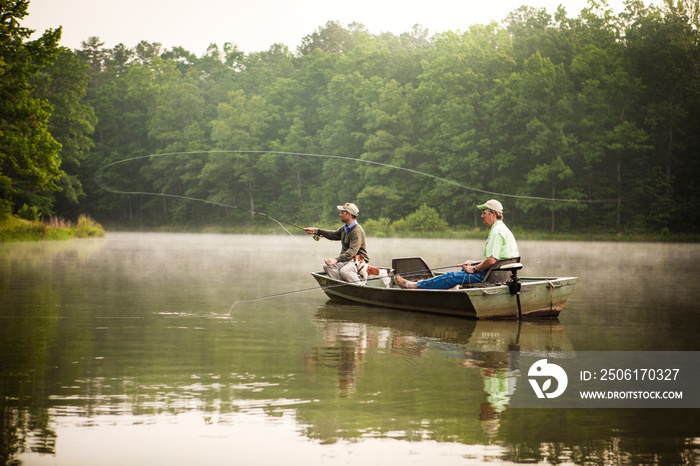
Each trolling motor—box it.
[501,263,524,319]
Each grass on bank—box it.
[0,214,106,242]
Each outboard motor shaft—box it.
[502,263,524,319]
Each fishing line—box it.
[225,263,461,315]
[95,161,324,260]
[95,150,621,204]
[263,216,323,260]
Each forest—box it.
[2,0,699,234]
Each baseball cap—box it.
[337,202,359,216]
[477,199,503,214]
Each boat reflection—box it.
[309,301,574,439]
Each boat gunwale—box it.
[310,271,578,292]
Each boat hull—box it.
[311,272,578,319]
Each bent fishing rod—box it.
[252,212,321,240]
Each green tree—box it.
[418,24,516,226]
[489,52,580,232]
[392,203,448,232]
[209,90,274,223]
[142,63,207,223]
[31,47,97,218]
[37,4,700,235]
[0,0,63,217]
[570,38,650,228]
[357,77,422,219]
[82,42,164,223]
[622,0,700,230]
[298,21,360,55]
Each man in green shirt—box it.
[304,202,368,284]
[395,199,519,289]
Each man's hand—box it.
[461,261,482,273]
[324,258,338,266]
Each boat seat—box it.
[481,257,522,285]
[391,257,434,281]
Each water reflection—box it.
[2,233,699,465]
[1,302,574,461]
[307,303,574,442]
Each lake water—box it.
[1,232,699,465]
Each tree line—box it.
[2,0,699,234]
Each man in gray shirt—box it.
[304,202,368,284]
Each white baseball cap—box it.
[477,199,503,214]
[337,202,359,216]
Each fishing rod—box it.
[254,212,304,230]
[252,211,321,240]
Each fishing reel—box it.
[313,234,320,241]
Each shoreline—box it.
[3,217,697,243]
[0,215,106,242]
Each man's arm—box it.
[461,257,496,273]
[304,227,343,265]
[306,227,342,241]
[475,257,496,272]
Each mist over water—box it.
[2,233,699,465]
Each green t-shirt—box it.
[483,220,519,260]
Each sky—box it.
[24,0,647,56]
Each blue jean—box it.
[416,270,486,289]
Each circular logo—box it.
[528,358,568,399]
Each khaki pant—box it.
[323,261,359,285]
